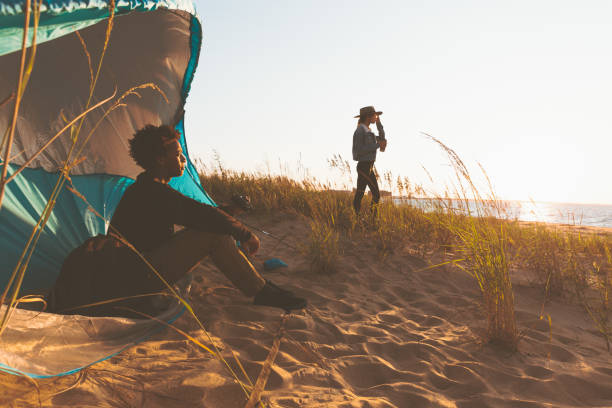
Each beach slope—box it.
[2,213,612,407]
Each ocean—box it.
[393,198,612,229]
[504,201,612,229]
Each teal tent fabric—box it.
[0,0,210,377]
[0,0,198,56]
[0,165,133,290]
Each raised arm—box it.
[163,185,253,243]
[376,117,385,140]
[376,118,387,152]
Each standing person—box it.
[48,124,307,316]
[352,106,387,214]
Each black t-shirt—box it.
[109,173,252,252]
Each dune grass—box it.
[199,149,611,351]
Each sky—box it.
[184,0,612,205]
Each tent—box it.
[0,0,210,377]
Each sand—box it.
[2,212,612,407]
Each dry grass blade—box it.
[8,148,26,162]
[75,30,93,88]
[424,135,518,348]
[0,154,68,331]
[87,368,185,403]
[71,0,115,140]
[116,307,217,356]
[4,295,47,324]
[244,314,288,408]
[0,1,116,336]
[44,369,87,401]
[231,349,255,388]
[71,82,168,164]
[0,192,58,334]
[19,0,42,95]
[0,0,42,202]
[0,91,116,334]
[3,89,117,185]
[284,333,329,369]
[55,291,169,314]
[0,0,32,210]
[580,246,612,351]
[0,92,15,110]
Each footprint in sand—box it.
[443,364,488,391]
[336,355,420,389]
[524,364,554,379]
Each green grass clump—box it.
[451,216,517,347]
[578,243,612,350]
[308,217,340,274]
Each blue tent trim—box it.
[169,14,216,206]
[0,0,198,56]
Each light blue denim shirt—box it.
[352,123,385,162]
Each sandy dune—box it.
[3,213,612,407]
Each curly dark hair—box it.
[128,125,180,170]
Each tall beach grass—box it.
[199,149,611,351]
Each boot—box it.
[254,280,307,312]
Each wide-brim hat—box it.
[354,106,383,118]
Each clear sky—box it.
[185,0,612,205]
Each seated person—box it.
[47,124,306,316]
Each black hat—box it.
[354,106,383,118]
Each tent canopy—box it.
[0,0,213,292]
[0,0,209,378]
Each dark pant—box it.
[48,230,266,317]
[353,161,380,213]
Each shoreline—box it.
[516,220,612,237]
[388,196,612,231]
